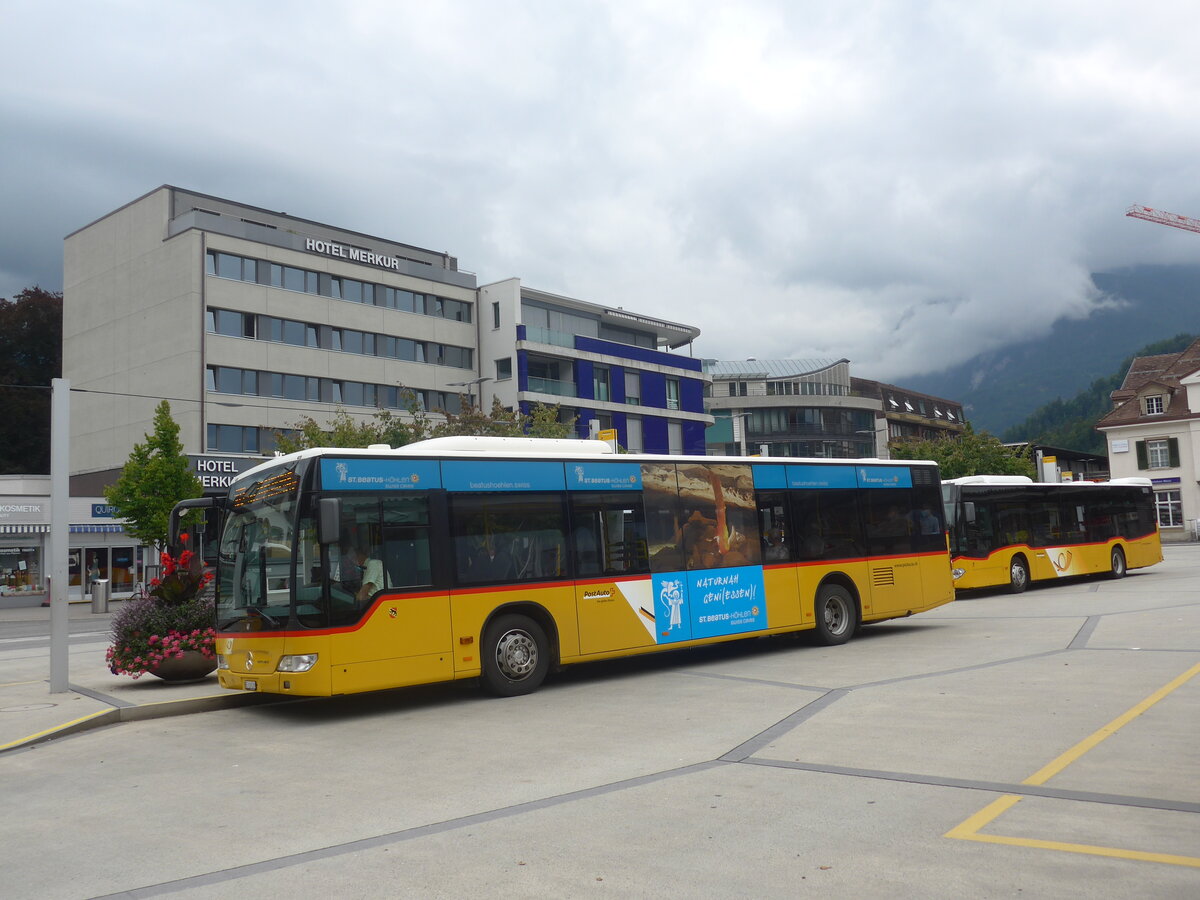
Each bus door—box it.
[569,487,656,654]
[326,489,453,693]
[860,472,929,617]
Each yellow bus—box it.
[942,475,1163,593]
[194,437,954,697]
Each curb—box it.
[1,689,290,754]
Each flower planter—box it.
[148,650,217,683]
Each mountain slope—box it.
[902,264,1200,434]
[999,333,1197,454]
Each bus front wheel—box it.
[1110,546,1127,579]
[481,614,549,697]
[1009,556,1029,594]
[814,585,856,645]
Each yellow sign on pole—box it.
[598,428,618,450]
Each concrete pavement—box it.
[0,601,271,753]
[2,546,1198,897]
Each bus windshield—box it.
[217,464,302,630]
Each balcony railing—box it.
[527,376,577,397]
[522,326,577,349]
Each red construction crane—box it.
[1126,204,1200,235]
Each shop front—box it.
[0,485,50,602]
[0,486,156,607]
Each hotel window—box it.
[496,357,512,381]
[207,424,259,454]
[1145,395,1165,415]
[206,251,255,282]
[206,309,255,339]
[493,302,501,329]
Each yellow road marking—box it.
[0,679,45,688]
[1023,661,1200,787]
[943,795,1022,839]
[946,661,1200,868]
[962,826,1200,868]
[0,709,113,751]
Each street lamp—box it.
[448,376,492,410]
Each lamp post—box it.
[448,376,492,410]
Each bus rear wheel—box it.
[814,585,856,645]
[481,614,549,697]
[1009,556,1029,594]
[1109,546,1127,579]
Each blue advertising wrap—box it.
[566,462,643,491]
[442,460,566,492]
[785,464,857,490]
[651,565,767,644]
[856,465,913,488]
[751,465,786,489]
[321,459,442,490]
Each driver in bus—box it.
[351,542,385,604]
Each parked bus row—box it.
[941,475,1162,593]
[173,439,1161,700]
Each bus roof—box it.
[231,437,936,488]
[947,475,1152,488]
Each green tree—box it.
[104,401,203,548]
[0,286,62,474]
[890,424,1036,479]
[274,390,436,454]
[274,397,576,451]
[432,398,576,439]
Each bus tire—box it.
[1008,556,1030,594]
[481,614,549,697]
[1109,546,1127,579]
[814,584,856,645]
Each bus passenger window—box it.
[757,494,792,562]
[450,493,566,585]
[569,493,650,577]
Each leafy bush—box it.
[106,595,216,677]
[106,543,216,677]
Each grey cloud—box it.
[3,0,1200,382]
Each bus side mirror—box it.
[169,496,215,554]
[964,501,976,525]
[318,497,342,546]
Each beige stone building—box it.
[1096,338,1200,541]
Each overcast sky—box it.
[3,0,1199,381]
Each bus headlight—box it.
[277,653,319,673]
[951,568,965,580]
[217,654,229,670]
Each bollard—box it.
[91,578,111,613]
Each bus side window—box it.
[381,496,432,589]
[450,493,567,585]
[757,493,792,562]
[569,493,650,577]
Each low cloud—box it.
[2,1,1199,381]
